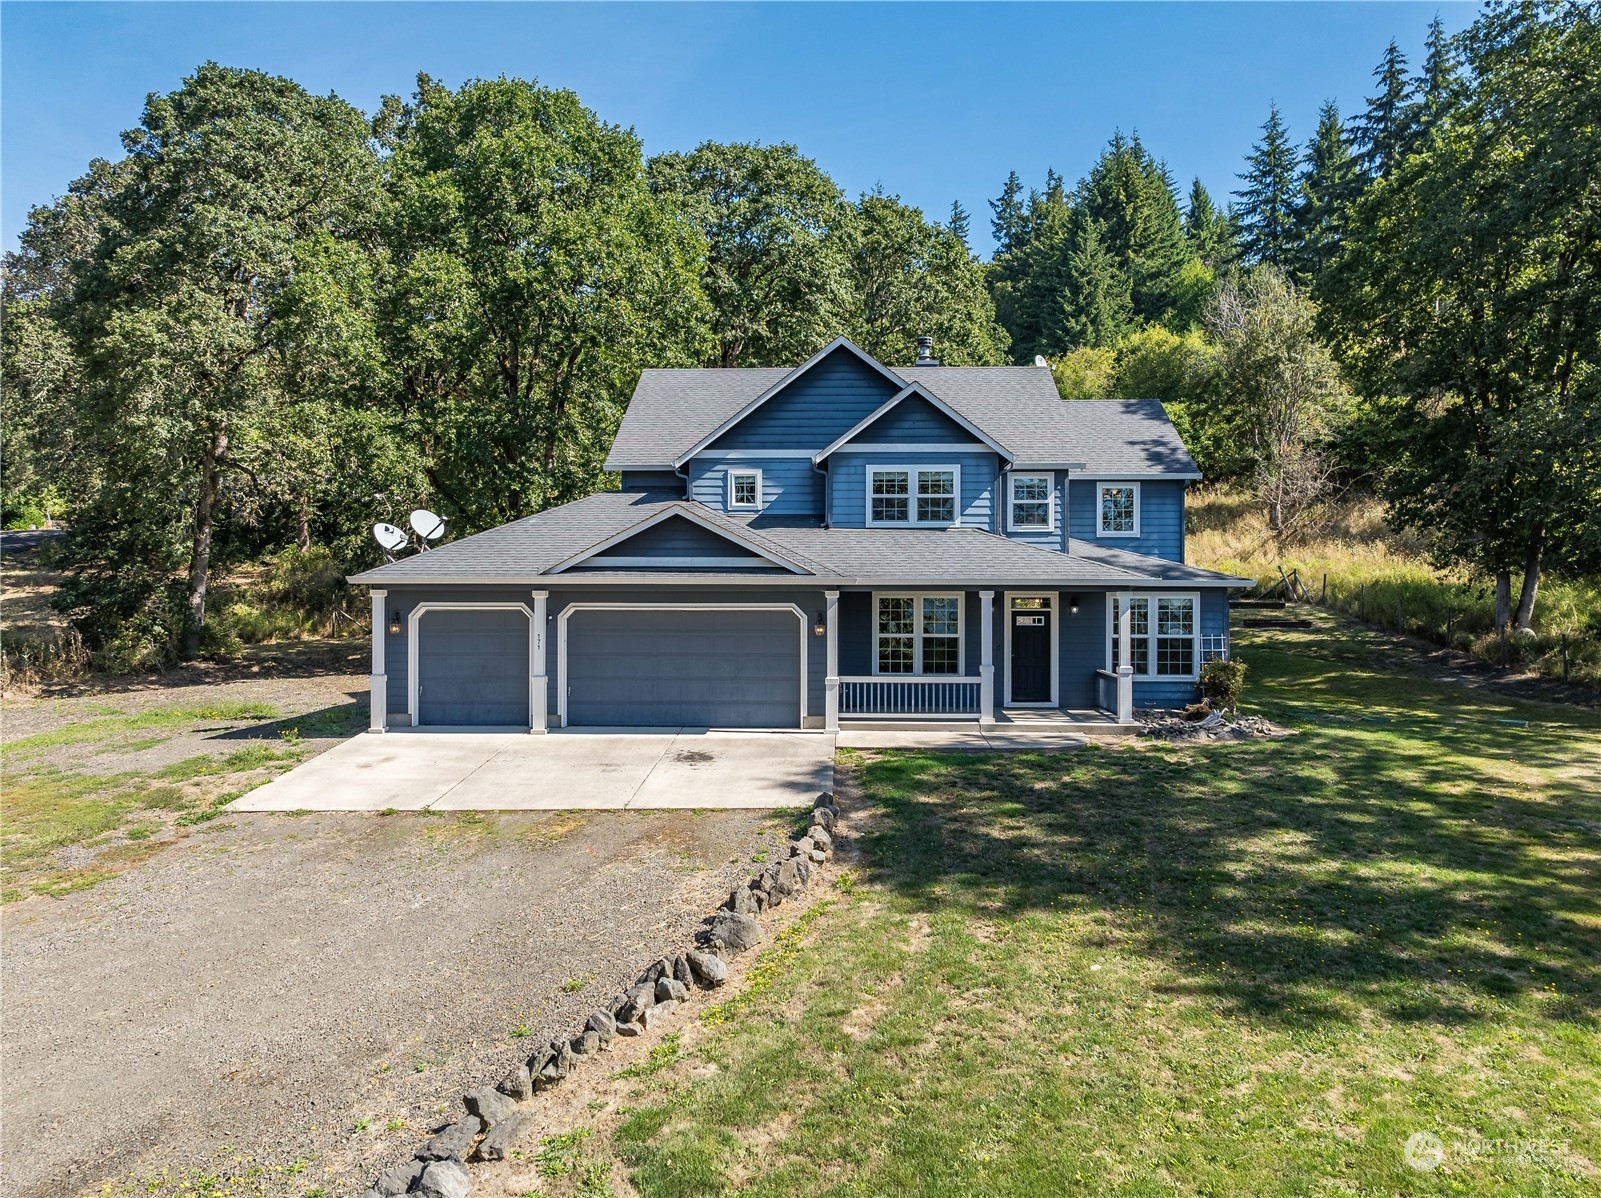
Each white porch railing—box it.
[839,676,981,717]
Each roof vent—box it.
[914,335,940,367]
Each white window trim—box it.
[865,463,962,528]
[1096,481,1141,538]
[1003,592,1059,707]
[727,468,763,510]
[1006,472,1056,533]
[872,591,966,676]
[1104,591,1201,680]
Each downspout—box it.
[814,458,831,529]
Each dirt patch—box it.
[0,805,785,1198]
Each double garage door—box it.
[414,606,802,729]
[566,608,801,728]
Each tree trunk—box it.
[296,494,310,553]
[1494,570,1511,634]
[182,428,228,659]
[1513,541,1542,632]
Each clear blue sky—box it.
[3,1,1474,258]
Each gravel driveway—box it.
[1,804,792,1198]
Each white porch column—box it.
[979,590,996,723]
[1116,589,1135,725]
[530,590,549,734]
[368,589,388,733]
[824,590,840,732]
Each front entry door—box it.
[1010,599,1052,704]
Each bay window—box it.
[1109,593,1198,678]
[876,594,963,674]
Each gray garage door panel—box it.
[567,609,800,728]
[418,609,530,726]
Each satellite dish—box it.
[1034,355,1050,368]
[373,522,407,552]
[409,509,446,548]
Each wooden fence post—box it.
[1321,573,1327,604]
[1359,583,1365,621]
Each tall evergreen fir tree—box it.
[947,200,971,251]
[1055,215,1134,351]
[1079,133,1192,324]
[989,171,1027,256]
[1184,178,1236,266]
[1414,13,1460,137]
[1292,101,1359,285]
[1351,39,1416,181]
[1233,103,1299,269]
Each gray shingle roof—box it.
[605,357,1199,477]
[349,491,1249,587]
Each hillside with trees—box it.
[2,1,1596,682]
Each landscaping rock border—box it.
[1138,707,1288,741]
[353,790,846,1198]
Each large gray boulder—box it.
[686,950,728,987]
[617,983,656,1024]
[656,976,688,1004]
[641,998,677,1030]
[814,791,835,809]
[417,1116,482,1162]
[774,857,803,897]
[463,1085,518,1127]
[477,1109,537,1162]
[586,1008,617,1045]
[571,1029,601,1056]
[416,1159,471,1198]
[710,910,762,954]
[373,1160,426,1196]
[812,806,837,833]
[672,954,694,987]
[727,885,760,916]
[495,1061,533,1101]
[790,837,815,858]
[808,826,833,853]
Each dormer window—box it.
[728,469,762,510]
[868,466,959,527]
[1008,473,1053,531]
[1097,482,1140,537]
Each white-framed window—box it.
[1007,472,1054,531]
[867,465,960,526]
[874,593,963,675]
[1097,481,1141,537]
[1107,592,1199,678]
[727,469,762,510]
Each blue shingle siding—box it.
[1068,478,1188,562]
[708,347,899,450]
[687,456,823,516]
[618,471,683,492]
[828,451,999,529]
[573,515,784,572]
[845,393,977,445]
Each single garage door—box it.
[566,608,801,728]
[417,608,530,726]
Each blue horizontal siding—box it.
[708,346,899,450]
[829,451,999,529]
[687,456,822,516]
[845,393,974,444]
[837,590,984,678]
[1068,478,1188,562]
[589,515,763,560]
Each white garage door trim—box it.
[556,603,807,729]
[408,602,535,728]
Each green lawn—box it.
[589,612,1600,1196]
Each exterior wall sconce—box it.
[814,612,827,636]
[389,611,402,636]
[1069,595,1080,615]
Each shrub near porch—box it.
[601,615,1601,1196]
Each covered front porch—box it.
[820,587,1228,730]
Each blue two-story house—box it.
[350,337,1251,732]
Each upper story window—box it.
[1098,482,1141,537]
[727,469,762,510]
[868,466,959,526]
[1008,473,1053,531]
